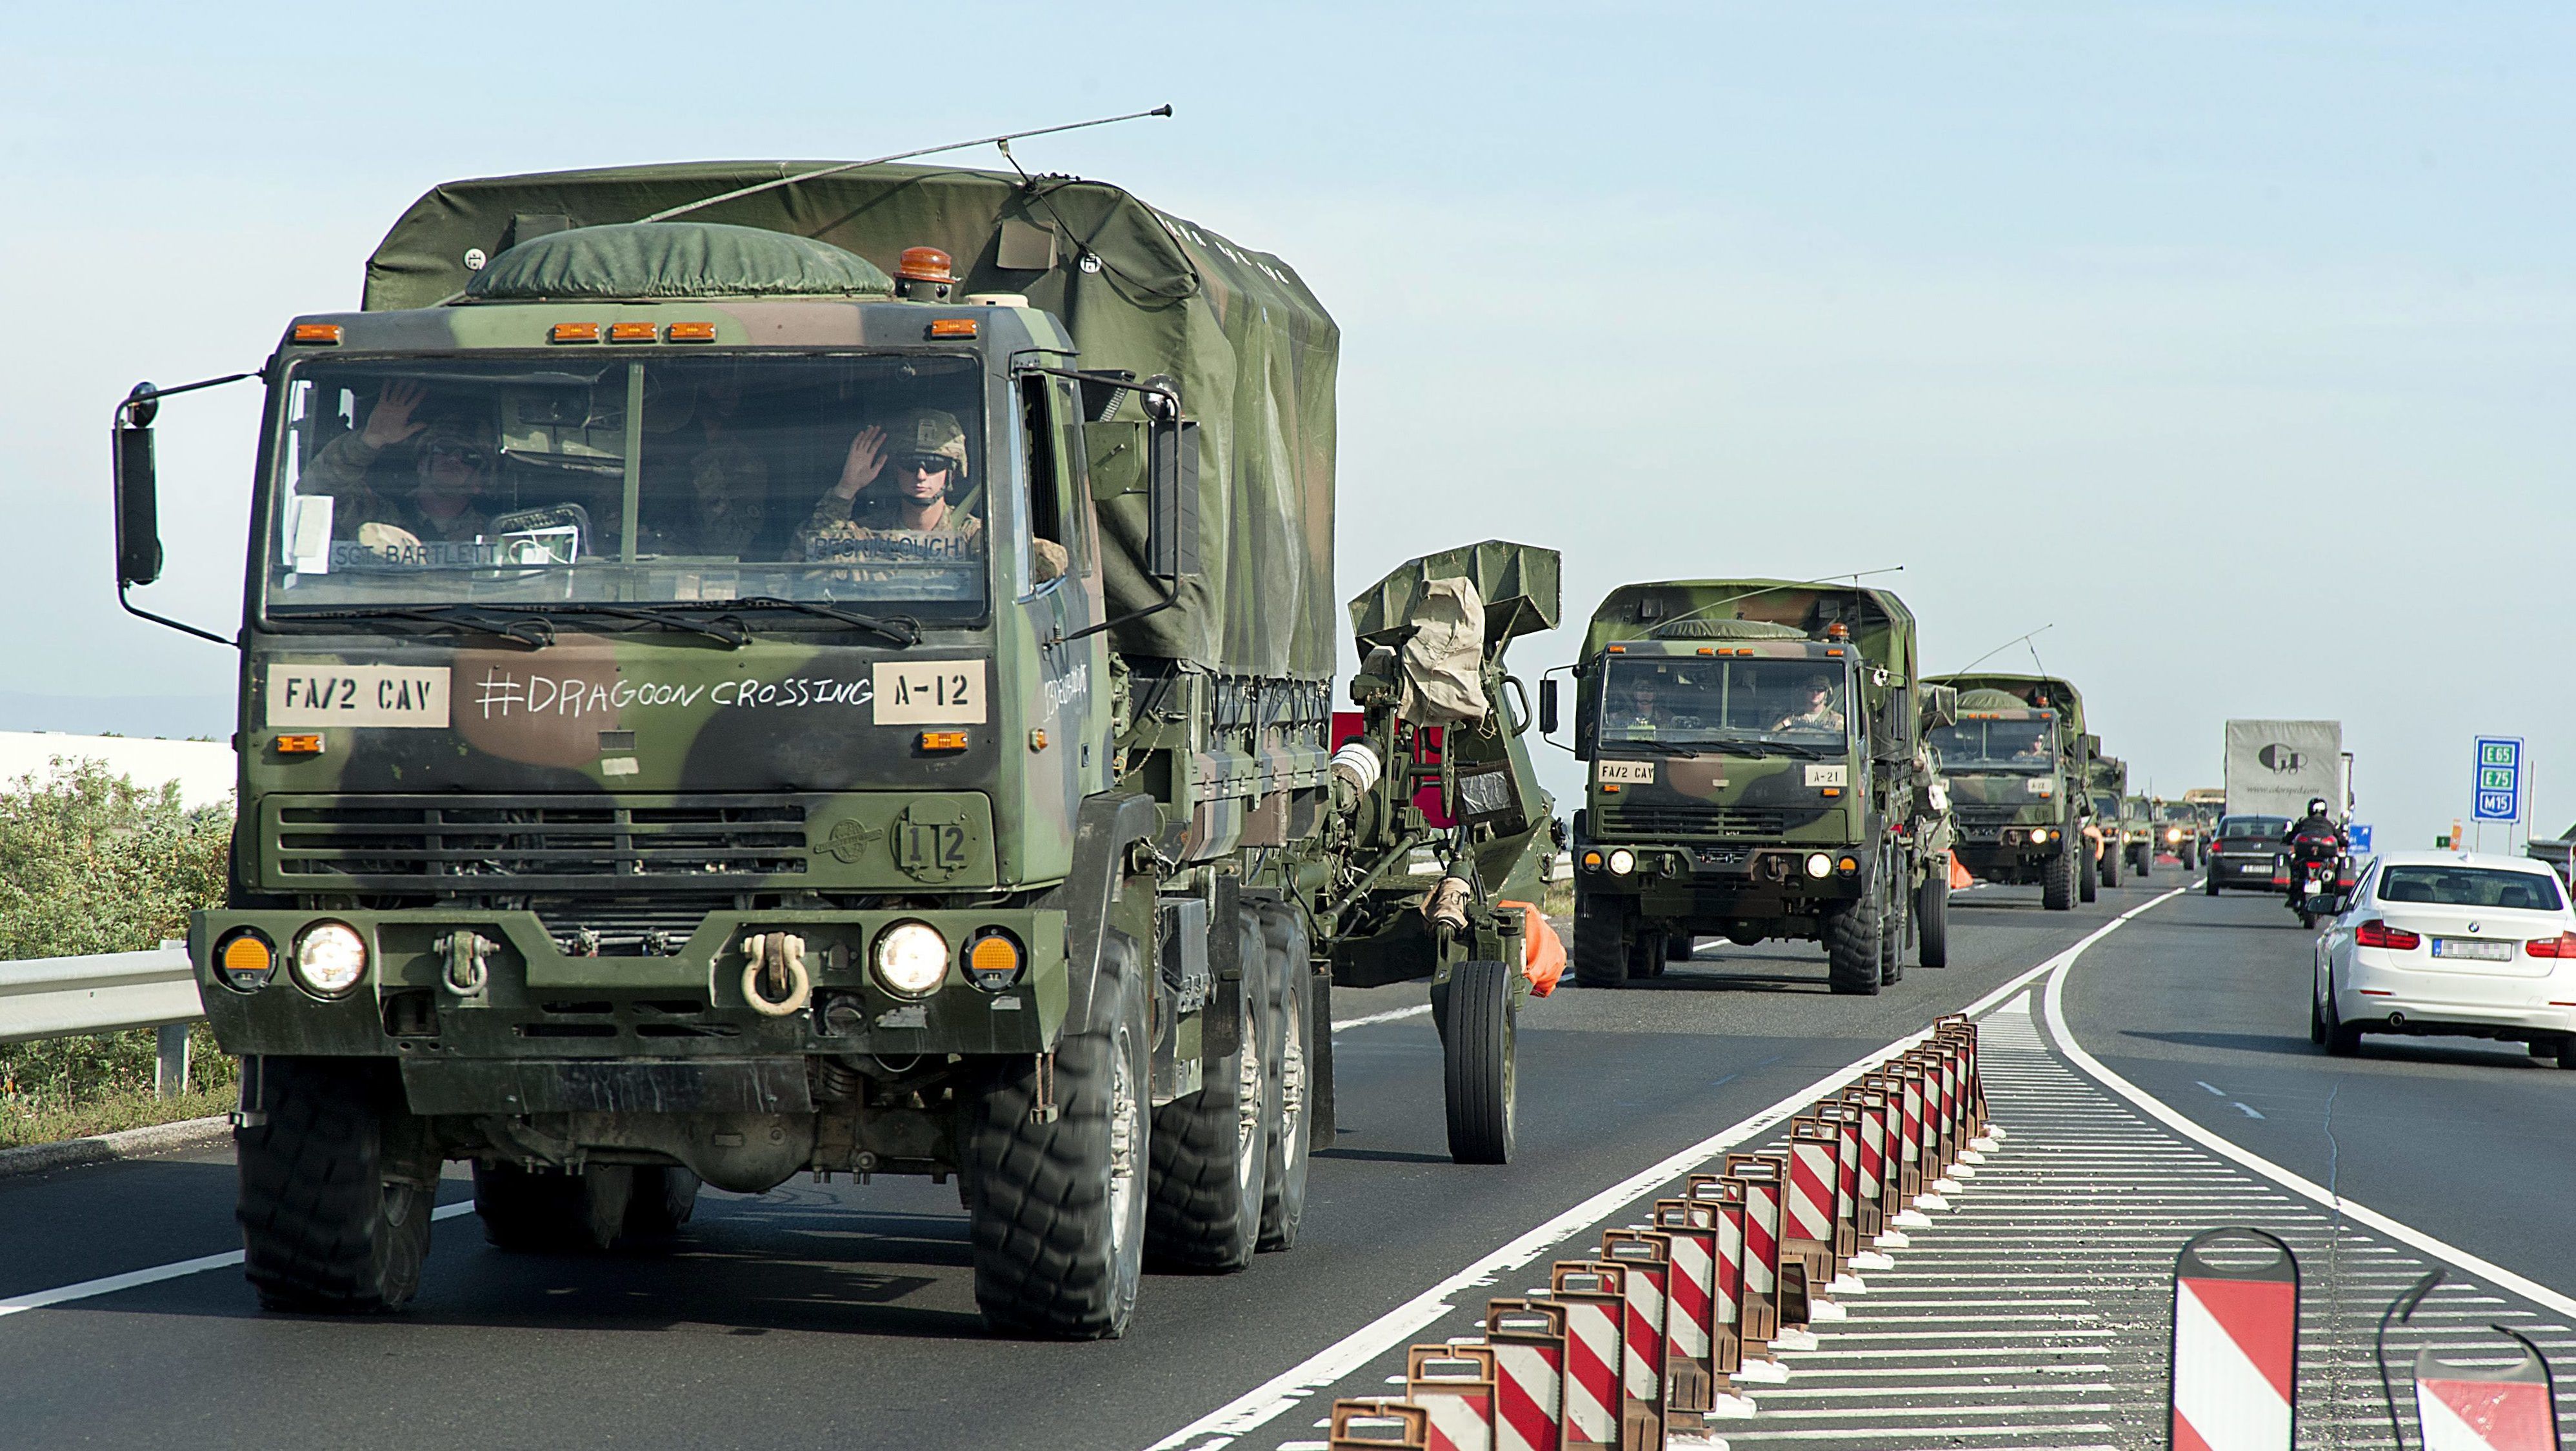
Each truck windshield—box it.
[261,354,988,618]
[1599,656,1850,750]
[2092,794,2119,818]
[1927,718,2055,768]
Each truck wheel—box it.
[1257,904,1311,1252]
[1572,888,1630,989]
[2101,844,2119,887]
[237,1056,435,1313]
[1632,928,1669,979]
[1917,870,1950,969]
[968,930,1150,1337]
[473,1162,634,1252]
[2079,845,2099,903]
[2043,847,2077,911]
[1668,934,1696,962]
[1825,890,1882,995]
[1443,959,1517,1164]
[1145,910,1270,1273]
[625,1166,700,1239]
[2204,869,2221,897]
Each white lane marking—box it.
[0,1201,476,1319]
[1143,904,2167,1451]
[1331,1003,1432,1034]
[2195,1080,2226,1096]
[2232,1101,2265,1119]
[2041,926,2576,1323]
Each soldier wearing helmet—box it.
[1772,671,1846,733]
[792,407,984,562]
[299,378,497,549]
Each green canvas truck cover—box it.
[361,161,1338,682]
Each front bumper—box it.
[1577,840,1873,909]
[191,905,1068,1073]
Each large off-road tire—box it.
[1443,959,1517,1165]
[237,1056,436,1313]
[1257,904,1312,1252]
[625,1166,699,1238]
[1633,927,1670,979]
[2099,843,2120,888]
[1573,887,1630,989]
[968,930,1150,1337]
[2079,845,2100,903]
[1146,909,1270,1273]
[2043,846,2077,911]
[1917,868,1950,969]
[1825,888,1883,995]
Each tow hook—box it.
[741,932,813,1017]
[437,931,496,996]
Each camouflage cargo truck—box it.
[107,161,1555,1338]
[2120,794,2159,879]
[1923,674,2098,912]
[2083,754,2125,894]
[1549,580,1957,995]
[2155,798,2204,868]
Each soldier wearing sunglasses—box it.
[792,407,985,561]
[300,377,495,549]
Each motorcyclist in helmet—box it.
[2282,797,2344,910]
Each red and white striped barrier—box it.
[2168,1227,2299,1451]
[1550,1262,1627,1449]
[1331,1399,1432,1449]
[1601,1231,1671,1408]
[1652,1199,1719,1390]
[1784,1127,1840,1276]
[1484,1299,1566,1451]
[2415,1337,2562,1451]
[1408,1343,1498,1451]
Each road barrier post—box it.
[1682,1176,1750,1381]
[1826,1105,1864,1265]
[1725,1153,1810,1345]
[1408,1343,1499,1451]
[2413,1332,2561,1451]
[1601,1230,1677,1447]
[1650,1200,1721,1394]
[1485,1299,1568,1451]
[1333,1399,1433,1449]
[2169,1227,2299,1451]
[1783,1125,1842,1292]
[1550,1261,1629,1450]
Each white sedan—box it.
[2313,850,2576,1064]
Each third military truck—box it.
[109,157,1559,1339]
[1553,580,1955,994]
[1923,673,2097,911]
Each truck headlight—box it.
[2030,828,2052,845]
[2166,827,2182,843]
[292,921,367,997]
[1806,852,1833,878]
[1607,849,1636,876]
[873,921,950,996]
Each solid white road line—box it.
[1330,1003,1432,1034]
[1144,902,2174,1451]
[2040,923,2576,1323]
[0,1201,476,1320]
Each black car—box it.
[2205,814,2290,894]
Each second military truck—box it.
[1924,673,2097,911]
[1553,580,1955,994]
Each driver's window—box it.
[1016,375,1074,595]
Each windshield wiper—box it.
[547,604,749,649]
[723,596,922,647]
[270,604,557,649]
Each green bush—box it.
[0,761,236,1145]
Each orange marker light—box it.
[919,730,969,752]
[608,321,658,343]
[898,246,957,283]
[927,318,979,339]
[665,321,717,343]
[275,734,324,755]
[1822,786,1842,798]
[1696,646,1714,656]
[221,934,273,975]
[550,321,601,344]
[291,323,343,345]
[970,935,1020,977]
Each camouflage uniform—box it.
[790,408,983,563]
[297,425,491,544]
[654,436,770,557]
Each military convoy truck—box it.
[1552,580,1956,995]
[2121,794,2160,879]
[107,160,1557,1338]
[1923,674,2097,912]
[2085,754,2128,893]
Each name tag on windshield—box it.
[1597,760,1655,786]
[267,664,452,728]
[874,661,986,725]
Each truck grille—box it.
[1953,804,2033,826]
[1601,805,1792,837]
[267,794,808,892]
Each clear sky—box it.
[6,3,2571,848]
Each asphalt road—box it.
[2059,876,2576,1301]
[5,868,2510,1450]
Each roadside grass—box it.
[0,762,237,1149]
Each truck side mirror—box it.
[114,382,163,588]
[1539,677,1559,736]
[1139,377,1199,585]
[1920,685,1958,730]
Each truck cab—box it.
[1924,673,2095,912]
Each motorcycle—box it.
[2273,827,2352,929]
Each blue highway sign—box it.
[2473,736,2524,823]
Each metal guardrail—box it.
[0,943,205,1097]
